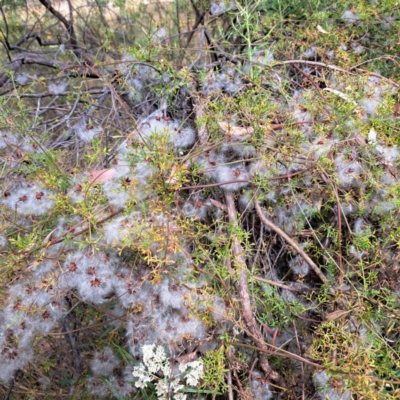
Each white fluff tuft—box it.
[1,182,54,215]
[214,163,250,192]
[289,254,310,276]
[104,213,143,245]
[251,370,273,400]
[303,47,316,59]
[74,120,103,142]
[0,232,8,249]
[360,96,381,115]
[103,179,131,209]
[334,155,363,189]
[159,280,188,309]
[91,347,120,376]
[313,371,352,400]
[341,10,361,25]
[14,73,30,85]
[48,80,68,94]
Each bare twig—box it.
[332,183,344,285]
[3,89,107,98]
[224,192,283,384]
[292,63,324,98]
[254,196,328,285]
[178,162,317,191]
[227,369,234,400]
[0,52,100,87]
[38,0,80,57]
[186,14,205,50]
[292,321,306,400]
[3,370,19,400]
[61,318,82,375]
[274,60,400,88]
[252,276,307,293]
[228,341,322,369]
[193,97,209,145]
[203,27,239,65]
[188,26,205,71]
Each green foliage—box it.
[201,346,229,393]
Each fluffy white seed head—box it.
[74,120,103,142]
[48,80,68,94]
[14,73,30,85]
[210,1,226,15]
[303,47,317,59]
[0,231,8,249]
[103,179,131,209]
[313,371,352,400]
[289,255,310,276]
[251,370,273,400]
[334,155,363,189]
[214,163,250,192]
[91,347,120,376]
[341,10,361,25]
[360,96,381,116]
[238,192,254,213]
[1,182,54,216]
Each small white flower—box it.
[170,378,184,393]
[143,344,163,373]
[184,361,204,386]
[132,365,152,388]
[155,379,170,398]
[178,363,189,373]
[132,344,204,398]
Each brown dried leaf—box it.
[218,121,254,137]
[175,351,198,364]
[166,165,180,185]
[394,102,400,118]
[89,168,116,185]
[209,198,227,211]
[325,309,350,321]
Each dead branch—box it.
[254,197,328,285]
[0,52,100,88]
[38,0,79,55]
[224,191,283,385]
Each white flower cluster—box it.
[132,344,204,399]
[178,360,204,387]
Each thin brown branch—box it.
[38,0,79,54]
[203,27,240,64]
[224,192,283,384]
[3,370,19,400]
[227,369,234,400]
[254,197,328,285]
[274,60,400,88]
[251,276,307,293]
[292,63,324,98]
[228,341,322,369]
[333,184,344,285]
[61,318,81,375]
[178,164,316,191]
[0,53,100,88]
[186,0,204,49]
